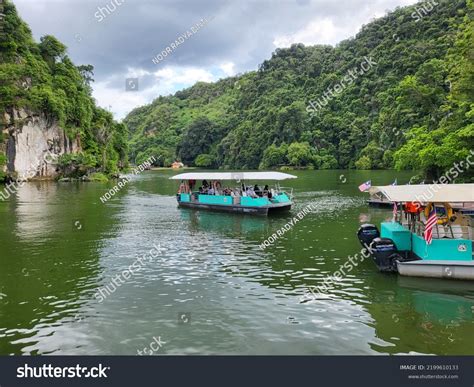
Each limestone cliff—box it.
[1,108,81,180]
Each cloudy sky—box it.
[14,0,417,120]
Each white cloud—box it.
[93,66,219,120]
[153,67,216,86]
[273,17,352,47]
[273,0,418,48]
[218,62,236,77]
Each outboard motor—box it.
[357,224,380,250]
[369,237,401,272]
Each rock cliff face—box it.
[1,108,81,180]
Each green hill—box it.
[125,0,473,181]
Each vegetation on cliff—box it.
[0,0,128,180]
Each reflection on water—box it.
[181,209,271,236]
[366,276,474,355]
[0,170,473,355]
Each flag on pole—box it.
[392,179,397,186]
[358,180,371,192]
[424,207,437,245]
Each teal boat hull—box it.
[177,200,291,215]
[381,222,473,280]
[177,192,292,216]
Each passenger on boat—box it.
[262,185,273,199]
[208,186,215,195]
[178,181,188,194]
[246,186,258,198]
[202,180,209,189]
[209,181,217,195]
[254,184,262,197]
[404,201,423,230]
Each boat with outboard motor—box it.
[357,184,474,280]
[170,172,297,215]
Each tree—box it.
[313,150,338,169]
[260,143,288,168]
[394,5,474,181]
[38,35,66,67]
[355,156,372,170]
[77,64,95,92]
[287,142,313,167]
[178,117,221,165]
[358,141,385,169]
[0,153,7,181]
[195,154,214,167]
[57,153,96,178]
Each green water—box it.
[0,170,473,355]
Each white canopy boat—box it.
[170,171,297,215]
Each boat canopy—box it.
[369,184,474,203]
[170,172,297,181]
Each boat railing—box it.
[278,187,294,199]
[406,221,473,240]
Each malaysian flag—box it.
[358,180,371,192]
[424,207,437,245]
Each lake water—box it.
[0,170,473,355]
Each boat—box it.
[357,184,474,280]
[368,192,474,215]
[170,172,297,215]
[367,191,394,208]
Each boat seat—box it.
[435,227,446,239]
[450,224,465,239]
[437,225,466,239]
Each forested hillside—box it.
[0,0,128,181]
[125,0,473,180]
